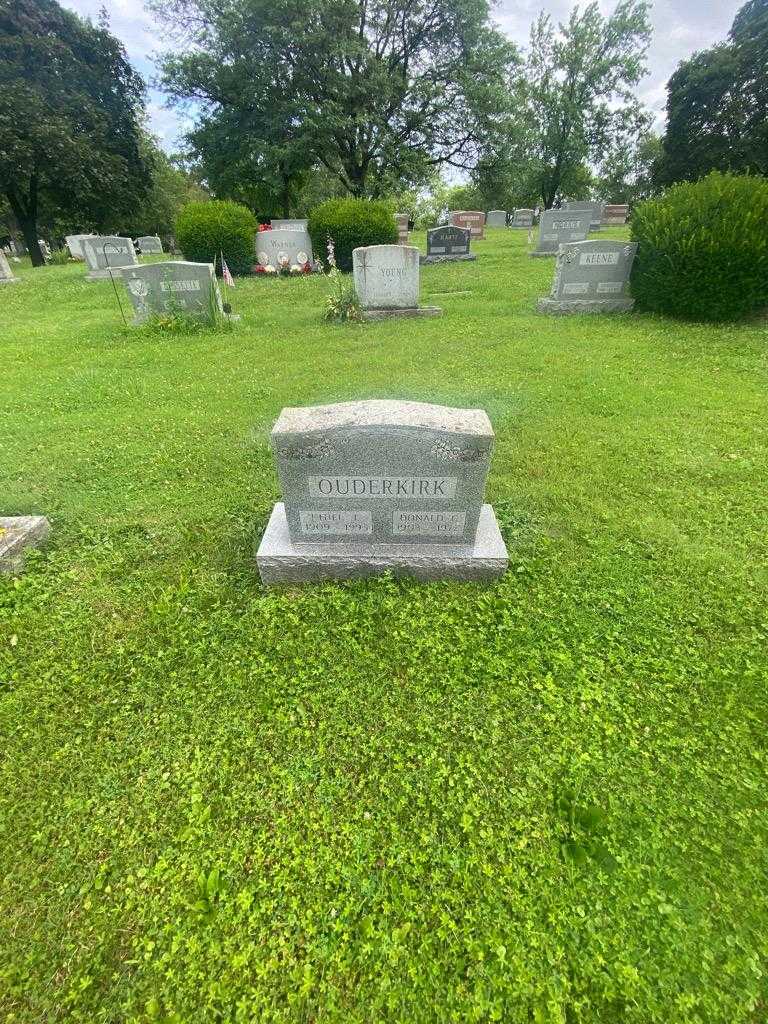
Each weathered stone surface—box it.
[510,209,534,228]
[256,228,314,269]
[257,503,507,584]
[563,201,604,231]
[538,240,637,315]
[602,204,629,225]
[421,225,474,265]
[65,234,97,260]
[395,213,410,245]
[530,209,590,256]
[137,235,163,254]
[450,211,485,239]
[486,210,507,227]
[83,236,138,280]
[353,245,420,310]
[0,516,51,574]
[121,261,223,324]
[0,250,19,284]
[360,306,443,320]
[270,219,309,231]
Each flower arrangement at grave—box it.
[253,249,313,276]
[258,223,272,232]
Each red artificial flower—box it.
[302,262,312,274]
[258,223,272,232]
[253,264,266,273]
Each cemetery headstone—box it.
[563,201,604,231]
[0,516,51,574]
[137,235,164,254]
[257,399,508,584]
[352,245,441,319]
[510,208,534,228]
[256,227,314,270]
[530,209,590,258]
[121,261,223,324]
[450,211,485,239]
[602,204,629,225]
[395,213,410,245]
[486,210,507,227]
[0,250,20,284]
[83,236,138,280]
[270,219,309,231]
[65,234,97,260]
[10,239,27,256]
[537,240,637,315]
[421,225,475,265]
[38,240,51,260]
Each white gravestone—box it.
[486,210,507,227]
[257,400,508,584]
[352,245,441,319]
[0,516,51,574]
[270,219,309,231]
[137,235,164,254]
[120,262,223,324]
[510,209,534,228]
[83,236,138,280]
[256,227,314,270]
[0,250,20,284]
[530,210,590,258]
[65,234,97,260]
[537,240,637,315]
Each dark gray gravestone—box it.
[83,236,138,280]
[530,210,590,257]
[120,261,223,324]
[421,225,475,264]
[486,210,507,227]
[256,400,508,584]
[563,201,604,231]
[537,240,637,315]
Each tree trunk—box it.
[17,215,46,267]
[5,178,46,267]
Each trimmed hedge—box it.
[308,198,398,272]
[175,200,258,276]
[631,172,768,321]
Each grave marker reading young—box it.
[257,400,508,583]
[353,245,441,319]
[537,240,637,315]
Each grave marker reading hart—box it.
[421,225,474,264]
[257,400,508,583]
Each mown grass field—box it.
[1,227,767,1023]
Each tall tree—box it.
[152,0,518,203]
[515,0,651,208]
[658,0,768,184]
[0,0,151,265]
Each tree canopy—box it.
[0,0,151,264]
[152,0,518,208]
[657,0,768,184]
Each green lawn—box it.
[1,228,767,1023]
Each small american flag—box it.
[220,251,235,287]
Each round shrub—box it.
[308,198,398,272]
[175,200,258,276]
[631,172,768,321]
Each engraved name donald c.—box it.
[308,476,458,498]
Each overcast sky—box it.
[63,0,742,152]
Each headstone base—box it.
[257,503,508,585]
[0,277,20,284]
[419,254,476,265]
[537,297,635,315]
[0,516,51,574]
[361,306,442,320]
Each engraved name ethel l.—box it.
[308,476,458,498]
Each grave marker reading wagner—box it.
[121,261,223,324]
[421,225,475,264]
[257,400,508,584]
[256,227,314,270]
[537,240,637,315]
[530,210,590,258]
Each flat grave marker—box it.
[0,516,51,574]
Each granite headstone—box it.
[137,235,164,254]
[0,516,51,574]
[83,236,138,280]
[257,400,508,583]
[121,261,223,324]
[510,209,534,228]
[270,219,309,231]
[530,209,590,257]
[486,210,507,228]
[353,245,441,319]
[450,211,485,239]
[602,204,629,225]
[421,225,475,264]
[256,227,314,270]
[65,234,97,260]
[395,213,410,245]
[563,201,604,231]
[537,240,637,315]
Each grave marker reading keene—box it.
[537,240,637,315]
[257,400,508,583]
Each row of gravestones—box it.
[486,203,629,229]
[3,398,510,586]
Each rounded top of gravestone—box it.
[272,400,494,438]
